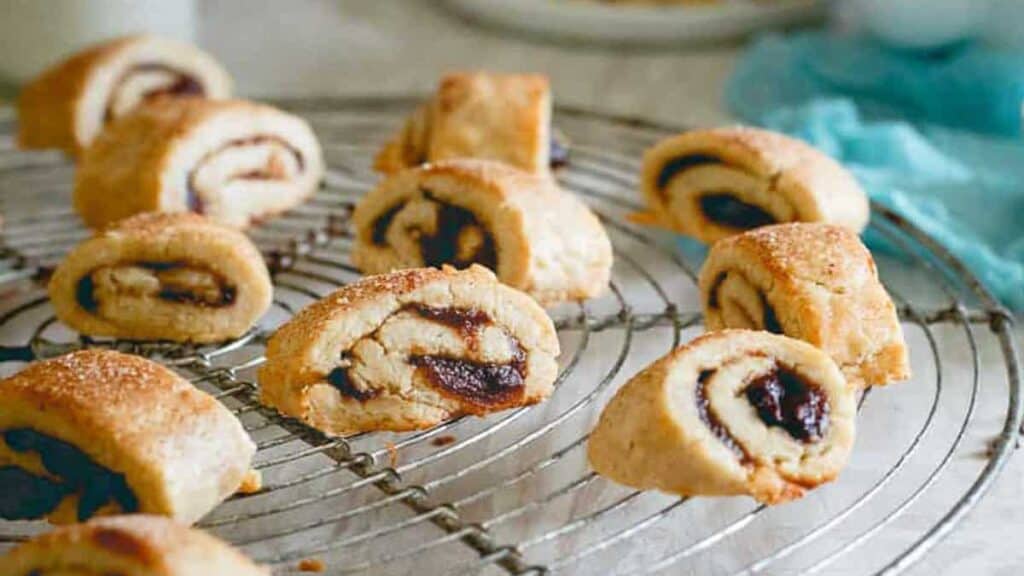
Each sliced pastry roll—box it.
[18,34,231,155]
[0,350,255,524]
[352,159,612,304]
[48,212,273,344]
[259,265,560,437]
[375,71,564,175]
[0,515,268,576]
[699,223,909,387]
[588,330,856,504]
[73,98,324,229]
[639,127,869,244]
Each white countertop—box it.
[51,1,1024,573]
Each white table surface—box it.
[17,1,1018,573]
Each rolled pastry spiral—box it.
[18,34,231,155]
[259,265,560,437]
[0,350,255,525]
[48,212,273,343]
[352,159,612,305]
[639,126,869,244]
[73,98,324,229]
[588,330,856,504]
[699,223,910,387]
[0,515,268,576]
[374,71,561,175]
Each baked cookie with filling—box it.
[0,350,255,524]
[259,265,560,437]
[48,212,273,344]
[638,126,869,243]
[588,330,857,504]
[0,514,268,576]
[375,71,564,175]
[352,159,611,305]
[73,98,324,229]
[18,34,231,155]
[699,223,910,387]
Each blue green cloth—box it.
[726,32,1024,310]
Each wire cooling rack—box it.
[0,99,1019,575]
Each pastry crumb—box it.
[297,558,325,572]
[431,435,456,447]
[385,441,399,468]
[237,469,263,494]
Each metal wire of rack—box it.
[0,99,1019,575]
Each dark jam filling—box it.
[695,370,747,460]
[327,363,378,401]
[186,136,305,216]
[699,194,777,229]
[743,367,829,442]
[656,154,722,190]
[410,345,526,408]
[103,63,204,122]
[760,294,783,334]
[371,204,405,246]
[0,429,138,521]
[410,305,490,339]
[421,197,498,270]
[75,262,236,311]
[549,134,570,169]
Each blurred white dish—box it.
[445,0,823,46]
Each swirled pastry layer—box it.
[18,34,231,155]
[352,159,611,305]
[639,126,869,243]
[73,98,324,229]
[0,350,255,525]
[375,72,561,175]
[48,213,272,343]
[699,223,910,387]
[0,514,267,576]
[588,330,856,504]
[259,265,560,437]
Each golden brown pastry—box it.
[588,330,856,505]
[638,126,869,244]
[375,72,561,175]
[73,98,324,230]
[699,223,910,387]
[0,514,268,576]
[18,34,231,155]
[48,212,272,344]
[0,350,255,524]
[259,265,560,437]
[352,159,611,305]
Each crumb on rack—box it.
[431,435,456,447]
[386,441,399,468]
[237,469,263,494]
[297,558,325,572]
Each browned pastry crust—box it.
[18,34,231,155]
[259,265,560,436]
[352,159,612,304]
[48,212,273,343]
[375,72,553,175]
[0,514,268,575]
[639,126,869,244]
[0,350,255,525]
[73,98,324,230]
[699,223,910,387]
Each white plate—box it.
[445,0,824,46]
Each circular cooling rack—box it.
[0,99,1019,576]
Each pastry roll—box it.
[375,71,563,175]
[48,212,273,344]
[73,98,324,229]
[259,265,560,437]
[0,350,255,524]
[588,330,856,504]
[352,159,611,304]
[699,223,910,387]
[0,515,268,576]
[638,126,869,244]
[18,34,231,155]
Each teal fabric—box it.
[726,32,1024,309]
